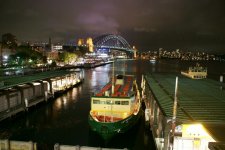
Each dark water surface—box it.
[0,59,224,150]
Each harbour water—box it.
[0,59,224,150]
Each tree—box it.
[59,52,78,64]
[2,33,17,49]
[6,45,44,67]
[42,56,48,64]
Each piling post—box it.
[54,143,60,150]
[5,89,11,115]
[15,86,26,111]
[38,80,46,101]
[220,75,223,90]
[0,139,10,150]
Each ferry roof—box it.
[94,75,135,98]
[145,73,225,123]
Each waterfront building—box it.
[52,45,63,50]
[141,73,225,150]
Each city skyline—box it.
[1,0,225,53]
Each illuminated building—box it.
[52,45,63,50]
[77,38,84,46]
[86,37,94,52]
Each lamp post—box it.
[166,76,179,150]
[3,55,8,66]
[17,56,20,65]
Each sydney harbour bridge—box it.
[86,34,136,58]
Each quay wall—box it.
[0,139,127,150]
[0,71,84,122]
[0,139,37,150]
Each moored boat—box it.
[88,74,141,141]
[84,61,96,68]
[181,63,207,79]
[149,57,157,63]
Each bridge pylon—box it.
[86,37,94,52]
[133,46,138,59]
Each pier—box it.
[0,69,84,122]
[141,73,225,150]
[0,139,128,150]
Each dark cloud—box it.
[1,0,225,52]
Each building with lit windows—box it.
[52,45,63,50]
[141,73,225,150]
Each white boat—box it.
[181,63,207,79]
[149,57,156,63]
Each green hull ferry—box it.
[88,75,141,141]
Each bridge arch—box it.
[93,34,132,50]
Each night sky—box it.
[1,0,225,53]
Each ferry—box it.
[149,57,156,63]
[88,74,141,141]
[83,61,96,68]
[83,59,109,68]
[181,63,207,79]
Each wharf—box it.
[0,70,80,90]
[141,73,225,150]
[0,69,84,122]
[0,139,128,150]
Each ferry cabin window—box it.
[115,101,129,105]
[93,100,100,104]
[100,101,106,104]
[93,100,106,104]
[121,101,129,105]
[106,100,114,105]
[115,101,121,105]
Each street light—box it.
[3,55,8,66]
[16,56,20,65]
[3,55,8,60]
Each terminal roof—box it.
[0,70,78,90]
[145,73,225,124]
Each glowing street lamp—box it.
[17,56,20,64]
[3,55,8,60]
